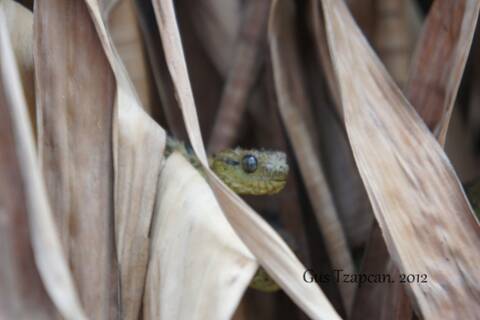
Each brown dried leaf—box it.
[1,7,86,319]
[317,0,480,317]
[34,1,120,318]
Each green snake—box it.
[165,137,289,292]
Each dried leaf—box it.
[269,0,356,314]
[317,0,480,317]
[34,1,119,318]
[1,7,86,319]
[143,153,257,320]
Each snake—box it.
[165,137,290,292]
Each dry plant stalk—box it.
[317,0,480,318]
[269,0,356,314]
[310,0,374,249]
[208,0,270,153]
[152,0,341,319]
[143,153,257,320]
[313,90,373,248]
[0,7,86,319]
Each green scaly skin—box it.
[165,137,289,292]
[165,137,289,195]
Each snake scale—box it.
[165,137,290,292]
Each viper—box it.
[165,137,290,292]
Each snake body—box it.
[165,137,290,292]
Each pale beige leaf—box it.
[143,153,257,320]
[351,0,478,316]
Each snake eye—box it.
[242,154,257,173]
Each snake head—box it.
[210,148,289,195]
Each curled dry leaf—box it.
[143,153,257,320]
[0,7,86,319]
[317,0,480,318]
